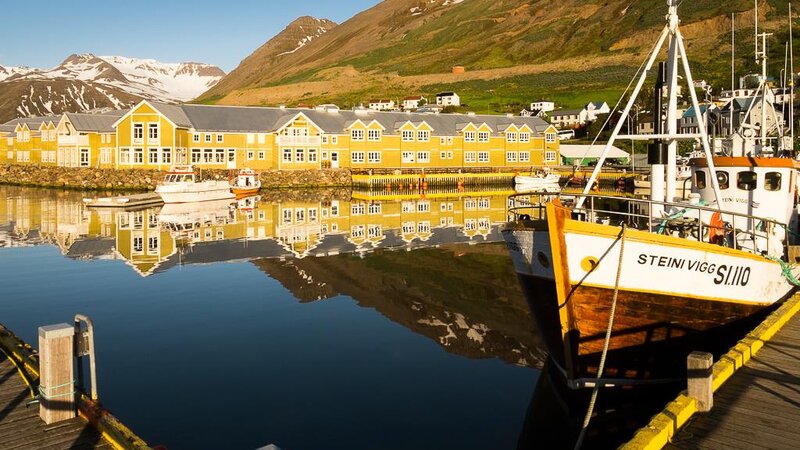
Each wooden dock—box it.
[624,293,800,449]
[0,356,109,449]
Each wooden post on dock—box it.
[687,351,713,412]
[38,323,76,424]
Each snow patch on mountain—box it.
[277,19,335,57]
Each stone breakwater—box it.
[0,164,352,190]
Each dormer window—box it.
[351,129,365,141]
[478,131,489,142]
[402,130,414,142]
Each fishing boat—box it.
[230,168,261,197]
[156,165,235,204]
[503,0,800,387]
[632,163,691,188]
[514,170,562,193]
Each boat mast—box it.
[664,1,680,202]
[731,13,736,137]
[791,3,795,153]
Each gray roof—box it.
[149,102,193,128]
[2,115,60,130]
[552,109,583,117]
[65,112,120,132]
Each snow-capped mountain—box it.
[0,54,225,122]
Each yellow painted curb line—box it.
[622,292,800,450]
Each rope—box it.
[38,379,76,400]
[574,224,626,450]
[763,254,800,286]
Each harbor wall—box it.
[0,164,352,190]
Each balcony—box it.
[277,136,321,147]
[57,135,90,146]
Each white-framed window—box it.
[417,201,430,212]
[133,236,143,253]
[478,198,491,210]
[162,148,171,164]
[368,225,382,239]
[417,221,431,233]
[246,133,255,144]
[193,134,200,143]
[367,151,381,163]
[478,131,489,142]
[282,208,292,224]
[545,132,557,143]
[506,132,517,142]
[282,148,291,162]
[191,148,201,163]
[402,130,414,142]
[368,130,381,141]
[447,151,453,159]
[368,202,382,215]
[519,132,530,142]
[417,130,430,142]
[519,151,530,162]
[148,149,158,164]
[402,151,415,163]
[295,148,305,162]
[148,236,158,252]
[7,151,14,160]
[402,221,415,234]
[322,135,329,144]
[351,151,365,163]
[331,136,338,145]
[258,133,266,144]
[101,148,112,164]
[506,151,517,163]
[120,148,131,164]
[216,134,224,143]
[545,150,557,162]
[148,123,159,143]
[308,208,318,223]
[248,150,255,160]
[465,199,477,210]
[258,151,265,160]
[296,208,305,223]
[464,131,476,142]
[464,151,476,163]
[133,148,143,164]
[478,151,489,163]
[308,148,317,162]
[351,225,365,239]
[417,151,430,163]
[440,137,447,145]
[133,123,143,143]
[215,148,225,164]
[205,134,212,143]
[351,129,365,141]
[401,201,415,213]
[203,148,213,163]
[352,203,366,215]
[440,151,447,159]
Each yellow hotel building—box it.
[1,101,559,172]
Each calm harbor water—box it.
[0,185,547,450]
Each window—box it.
[148,123,159,142]
[765,172,782,191]
[545,132,557,143]
[331,136,338,145]
[478,132,489,142]
[402,222,415,234]
[402,130,414,142]
[440,151,447,159]
[478,151,489,163]
[308,209,318,223]
[217,134,224,143]
[368,130,381,141]
[133,123,143,142]
[417,130,430,142]
[440,137,447,145]
[368,203,382,215]
[368,225,382,239]
[351,225,365,239]
[519,133,530,143]
[402,201,414,213]
[282,149,291,162]
[248,151,255,160]
[133,236,143,252]
[149,149,158,164]
[417,221,430,233]
[296,209,305,223]
[717,171,729,190]
[417,152,430,163]
[295,148,305,162]
[544,151,556,162]
[695,170,706,189]
[133,148,143,164]
[402,151,415,163]
[247,133,255,144]
[205,134,212,143]
[519,151,530,162]
[417,201,430,212]
[506,151,517,163]
[215,149,225,164]
[282,209,292,224]
[162,148,171,164]
[322,135,329,144]
[368,151,381,163]
[308,148,317,162]
[203,148,213,163]
[464,131,476,142]
[79,149,89,167]
[193,134,200,143]
[148,236,158,252]
[101,148,112,164]
[351,129,365,141]
[465,199,477,210]
[120,148,131,164]
[737,171,757,191]
[506,132,517,142]
[464,151,476,163]
[258,133,266,144]
[352,203,366,215]
[478,198,490,209]
[191,149,201,163]
[258,151,265,160]
[352,151,365,163]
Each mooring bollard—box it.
[38,323,76,424]
[687,351,714,412]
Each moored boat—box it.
[230,168,261,197]
[156,165,235,204]
[514,170,561,193]
[503,0,800,387]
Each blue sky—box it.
[0,0,380,72]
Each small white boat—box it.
[156,165,234,204]
[633,164,692,188]
[159,198,236,237]
[230,168,261,197]
[514,171,561,192]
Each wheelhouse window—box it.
[765,172,782,191]
[737,171,757,191]
[694,170,706,189]
[716,171,729,190]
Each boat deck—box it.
[0,356,111,449]
[665,313,800,449]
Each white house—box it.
[530,100,555,112]
[550,109,587,128]
[402,96,426,110]
[584,102,610,121]
[435,92,460,107]
[368,99,395,111]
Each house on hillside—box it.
[436,92,460,107]
[368,99,395,111]
[403,96,427,110]
[680,104,719,134]
[530,100,555,112]
[585,102,610,121]
[520,109,548,118]
[550,109,586,129]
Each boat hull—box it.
[503,204,793,383]
[156,181,234,204]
